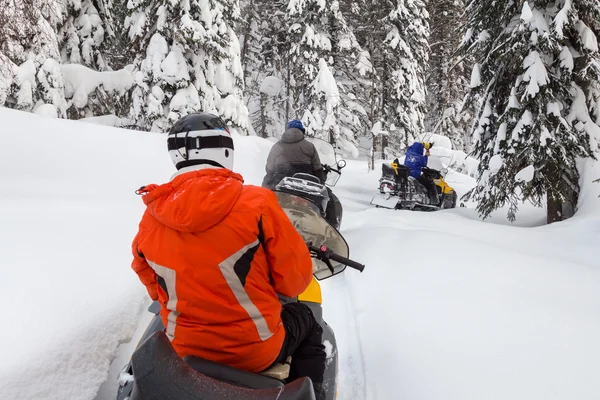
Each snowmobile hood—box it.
[407,142,424,154]
[138,169,244,233]
[281,128,305,143]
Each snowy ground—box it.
[1,108,599,400]
[324,159,600,400]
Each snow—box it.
[422,133,452,149]
[324,158,600,400]
[575,21,599,52]
[559,46,574,72]
[461,28,473,47]
[159,44,190,86]
[575,158,600,218]
[547,101,562,117]
[522,51,549,98]
[62,64,134,108]
[2,108,600,400]
[520,1,533,23]
[81,115,131,127]
[567,84,600,149]
[488,154,504,174]
[260,76,283,96]
[515,164,535,182]
[371,121,385,136]
[33,103,58,118]
[0,108,170,399]
[553,0,571,39]
[469,63,482,88]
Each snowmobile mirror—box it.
[337,159,347,170]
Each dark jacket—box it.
[262,128,325,189]
[403,142,428,178]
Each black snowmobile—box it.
[271,138,346,229]
[370,160,458,211]
[116,179,365,400]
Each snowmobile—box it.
[273,137,346,229]
[116,186,365,400]
[370,160,457,211]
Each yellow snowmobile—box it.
[370,144,458,211]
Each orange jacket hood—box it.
[138,169,244,233]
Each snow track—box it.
[322,273,367,400]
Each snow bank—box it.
[0,107,273,399]
[80,115,131,128]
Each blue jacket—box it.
[403,142,428,178]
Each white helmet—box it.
[167,112,234,170]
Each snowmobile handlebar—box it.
[308,244,365,272]
[323,164,340,175]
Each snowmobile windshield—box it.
[275,191,349,280]
[305,138,341,187]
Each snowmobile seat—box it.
[131,331,316,400]
[182,355,283,390]
[292,172,321,184]
[382,163,409,182]
[261,357,292,380]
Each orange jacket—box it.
[131,168,313,372]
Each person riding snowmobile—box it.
[262,120,326,189]
[262,119,342,228]
[403,142,439,204]
[131,112,327,400]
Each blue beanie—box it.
[287,119,305,133]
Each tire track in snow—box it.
[322,271,368,400]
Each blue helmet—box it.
[287,119,305,133]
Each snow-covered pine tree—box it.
[341,0,383,167]
[328,0,372,157]
[462,0,600,223]
[239,0,288,137]
[425,0,470,150]
[126,0,249,133]
[57,0,136,120]
[59,0,114,70]
[572,1,600,127]
[286,0,367,155]
[341,0,428,161]
[287,0,337,141]
[0,0,68,117]
[379,0,429,156]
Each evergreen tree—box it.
[379,0,429,155]
[59,0,114,70]
[462,0,600,223]
[0,0,68,116]
[425,0,470,150]
[126,0,249,133]
[239,0,288,137]
[286,0,336,137]
[287,0,369,155]
[329,0,372,157]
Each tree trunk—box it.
[259,93,267,138]
[239,0,253,84]
[285,52,290,121]
[546,187,563,225]
[546,167,564,224]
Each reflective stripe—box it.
[147,260,180,341]
[219,240,274,341]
